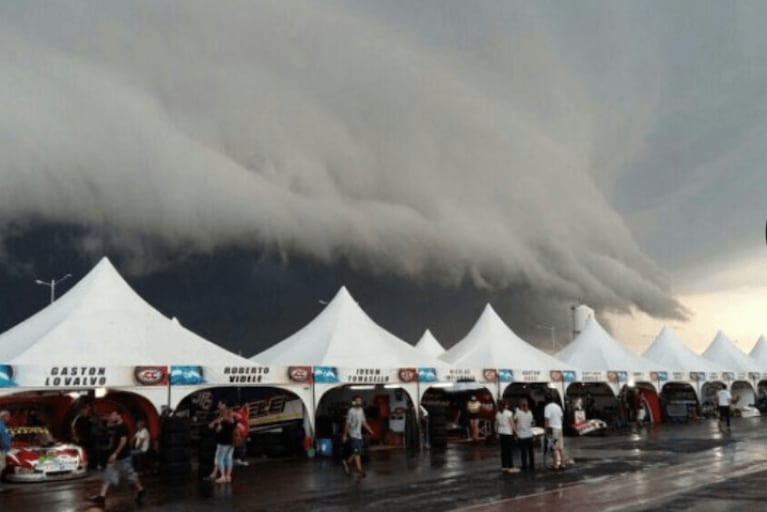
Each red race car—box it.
[3,426,88,482]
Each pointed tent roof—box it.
[251,287,445,368]
[0,257,254,366]
[415,329,445,359]
[748,335,767,367]
[556,316,660,373]
[643,326,722,373]
[702,331,760,373]
[440,304,573,372]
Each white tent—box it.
[252,286,443,369]
[415,329,445,359]
[251,287,447,414]
[441,304,574,375]
[643,326,723,375]
[0,257,272,410]
[556,316,667,392]
[748,335,767,369]
[702,331,760,374]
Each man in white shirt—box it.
[716,384,733,432]
[514,398,535,471]
[543,394,566,469]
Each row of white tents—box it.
[1,257,766,436]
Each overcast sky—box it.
[1,1,765,355]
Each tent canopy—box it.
[556,316,662,374]
[749,335,767,368]
[251,286,445,369]
[415,329,445,359]
[702,331,760,373]
[441,304,574,373]
[643,326,722,373]
[0,257,254,366]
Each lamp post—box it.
[35,273,71,304]
[536,324,559,352]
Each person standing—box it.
[717,384,733,432]
[233,404,250,466]
[88,410,145,507]
[208,401,236,483]
[72,403,98,470]
[131,419,150,472]
[543,394,566,470]
[0,410,11,493]
[466,395,481,441]
[514,399,535,471]
[495,400,517,473]
[342,396,374,480]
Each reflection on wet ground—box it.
[4,417,767,511]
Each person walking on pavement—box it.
[544,394,566,470]
[466,395,482,441]
[495,400,518,473]
[0,410,12,493]
[342,395,374,480]
[514,398,536,471]
[88,410,145,507]
[717,384,733,432]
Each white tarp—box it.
[702,331,761,377]
[748,335,767,370]
[556,316,669,392]
[415,329,446,359]
[441,304,578,384]
[0,258,315,416]
[643,326,722,382]
[251,286,446,369]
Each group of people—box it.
[496,394,566,472]
[71,403,150,472]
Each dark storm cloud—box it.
[0,1,704,322]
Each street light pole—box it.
[536,324,559,352]
[35,273,71,304]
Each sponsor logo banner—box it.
[0,364,16,387]
[288,366,312,384]
[561,370,577,383]
[134,366,168,386]
[398,368,418,383]
[170,366,205,385]
[582,371,606,382]
[498,369,513,383]
[313,366,339,384]
[418,368,437,383]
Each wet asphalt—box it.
[3,417,767,512]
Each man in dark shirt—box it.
[72,403,97,470]
[88,410,145,507]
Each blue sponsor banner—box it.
[417,368,437,383]
[0,364,16,387]
[497,369,514,383]
[169,365,205,385]
[313,366,339,384]
[617,371,628,383]
[562,370,576,383]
